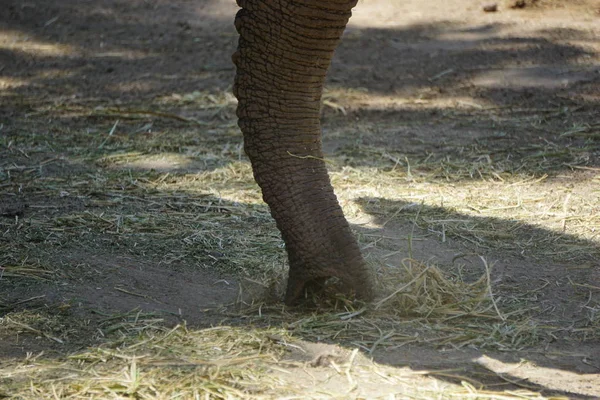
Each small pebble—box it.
[483,3,498,12]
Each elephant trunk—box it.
[232,0,373,304]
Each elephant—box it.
[231,0,373,305]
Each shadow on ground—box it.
[1,188,599,397]
[2,0,599,398]
[2,0,598,178]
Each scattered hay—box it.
[0,264,55,281]
[0,325,286,399]
[374,257,499,319]
[0,310,72,345]
[229,256,545,357]
[0,322,558,399]
[2,85,598,398]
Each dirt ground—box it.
[1,0,599,398]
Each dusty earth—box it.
[1,0,600,398]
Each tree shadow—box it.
[2,0,598,177]
[0,189,260,358]
[353,195,599,334]
[258,195,598,397]
[2,187,599,397]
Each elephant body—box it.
[232,0,373,304]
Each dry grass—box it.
[0,323,287,399]
[231,256,547,357]
[1,86,598,398]
[0,319,562,400]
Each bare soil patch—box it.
[1,0,599,398]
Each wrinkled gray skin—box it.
[232,0,373,305]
